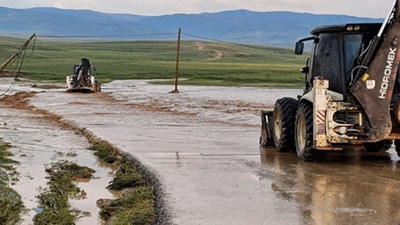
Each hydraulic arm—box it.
[350,0,400,141]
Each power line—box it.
[35,30,277,52]
[37,32,176,39]
[182,33,239,45]
[181,32,277,51]
[0,35,36,97]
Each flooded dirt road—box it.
[4,79,400,224]
[0,80,116,224]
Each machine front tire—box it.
[272,97,298,152]
[295,102,318,161]
[93,80,101,92]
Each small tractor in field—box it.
[260,0,400,161]
[66,58,101,92]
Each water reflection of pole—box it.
[172,28,181,93]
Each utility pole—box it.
[0,34,36,74]
[171,28,181,93]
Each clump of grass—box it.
[66,151,78,157]
[0,185,24,224]
[52,150,78,159]
[34,161,95,224]
[89,143,121,163]
[45,160,95,180]
[107,159,144,190]
[0,139,23,224]
[99,186,157,225]
[0,141,18,166]
[90,143,157,224]
[33,191,75,225]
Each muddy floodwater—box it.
[0,80,117,224]
[2,79,400,224]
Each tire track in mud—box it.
[1,91,170,225]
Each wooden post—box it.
[171,28,181,93]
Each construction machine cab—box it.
[296,23,382,96]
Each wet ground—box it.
[0,80,116,224]
[2,79,400,224]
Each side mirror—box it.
[295,42,304,55]
[300,66,309,74]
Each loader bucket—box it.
[260,110,274,147]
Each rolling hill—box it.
[0,6,382,46]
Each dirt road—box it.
[4,79,400,224]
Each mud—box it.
[2,78,400,224]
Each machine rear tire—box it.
[272,97,298,152]
[295,102,318,161]
[363,140,393,152]
[394,140,400,157]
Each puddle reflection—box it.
[260,147,400,225]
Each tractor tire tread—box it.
[296,102,319,161]
[273,97,298,152]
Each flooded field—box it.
[107,80,300,126]
[1,79,400,224]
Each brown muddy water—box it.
[0,105,117,224]
[0,79,117,224]
[2,78,400,224]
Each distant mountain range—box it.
[0,6,382,46]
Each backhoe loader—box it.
[260,0,400,161]
[66,58,101,92]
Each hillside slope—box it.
[0,7,381,46]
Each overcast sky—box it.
[0,0,396,18]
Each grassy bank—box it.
[90,143,157,224]
[0,139,24,224]
[0,36,307,87]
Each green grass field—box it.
[0,36,308,87]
